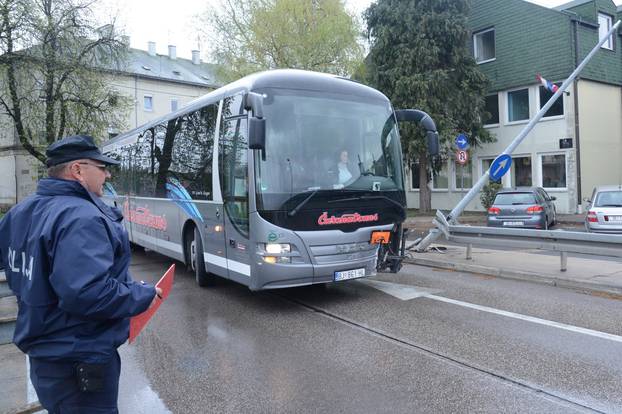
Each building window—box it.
[144,95,153,112]
[598,13,613,50]
[511,156,532,187]
[541,154,566,188]
[473,28,495,63]
[484,94,499,125]
[507,88,529,122]
[454,159,472,190]
[539,85,564,117]
[171,99,179,112]
[432,158,448,190]
[410,161,420,190]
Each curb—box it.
[404,257,622,297]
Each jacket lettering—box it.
[7,247,33,280]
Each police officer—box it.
[0,135,161,413]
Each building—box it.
[406,0,622,214]
[0,42,220,207]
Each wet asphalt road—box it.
[119,250,622,414]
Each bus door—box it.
[219,116,251,284]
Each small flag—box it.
[536,74,559,94]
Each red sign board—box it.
[456,150,469,165]
[129,264,175,343]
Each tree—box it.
[365,0,494,212]
[197,0,364,82]
[0,0,130,165]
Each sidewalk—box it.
[405,243,622,296]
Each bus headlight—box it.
[265,243,291,254]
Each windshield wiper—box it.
[328,194,405,215]
[288,190,318,217]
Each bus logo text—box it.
[317,212,379,226]
[123,201,168,231]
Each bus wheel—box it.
[129,242,144,252]
[188,227,211,287]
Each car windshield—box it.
[594,190,622,207]
[254,87,403,211]
[494,192,536,205]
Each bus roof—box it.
[103,69,390,150]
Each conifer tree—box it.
[365,0,493,211]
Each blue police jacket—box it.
[0,178,156,363]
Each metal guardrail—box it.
[432,211,622,271]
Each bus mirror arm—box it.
[244,92,264,118]
[394,109,439,156]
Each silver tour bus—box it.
[102,69,439,290]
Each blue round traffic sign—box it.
[489,154,512,181]
[455,134,469,150]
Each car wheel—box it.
[187,227,212,287]
[543,217,549,230]
[550,210,556,227]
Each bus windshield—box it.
[254,88,404,211]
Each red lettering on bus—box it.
[123,201,168,231]
[317,211,379,226]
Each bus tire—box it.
[130,242,144,252]
[189,227,211,287]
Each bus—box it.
[102,69,438,290]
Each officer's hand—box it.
[149,287,163,308]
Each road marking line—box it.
[428,294,622,344]
[26,356,37,403]
[363,280,622,343]
[359,279,441,300]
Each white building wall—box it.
[108,75,212,131]
[406,81,578,214]
[0,153,16,206]
[577,80,622,204]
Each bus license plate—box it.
[334,268,366,282]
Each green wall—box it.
[469,0,622,90]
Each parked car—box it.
[585,185,622,233]
[487,187,557,229]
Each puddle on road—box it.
[119,343,171,414]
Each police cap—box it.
[46,135,120,167]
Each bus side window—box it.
[104,143,133,195]
[151,104,217,200]
[132,128,160,197]
[222,94,245,119]
[219,117,249,236]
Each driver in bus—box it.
[332,150,355,189]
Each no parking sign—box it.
[455,150,468,165]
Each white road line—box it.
[25,356,37,403]
[428,294,622,344]
[362,280,622,344]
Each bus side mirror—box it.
[249,117,266,151]
[426,131,439,156]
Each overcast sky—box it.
[96,0,622,60]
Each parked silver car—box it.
[487,187,557,229]
[585,185,622,233]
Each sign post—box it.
[455,150,469,192]
[415,19,622,252]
